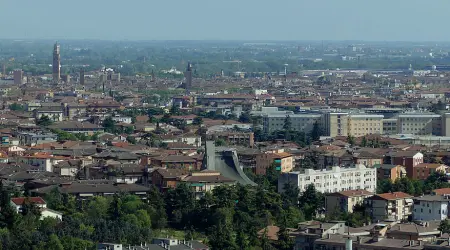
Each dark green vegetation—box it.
[0,165,327,250]
[377,172,450,196]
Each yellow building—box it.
[325,189,373,214]
[348,114,384,137]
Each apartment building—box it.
[413,163,447,180]
[374,164,406,182]
[255,149,294,175]
[413,195,450,221]
[262,111,322,133]
[278,164,377,193]
[383,118,398,135]
[365,192,414,222]
[391,151,424,179]
[348,114,384,137]
[323,112,349,137]
[325,189,373,214]
[397,113,441,135]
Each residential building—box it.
[206,131,254,147]
[348,114,384,137]
[31,182,150,199]
[33,106,64,122]
[151,168,187,191]
[294,221,349,250]
[365,192,414,222]
[413,195,450,221]
[325,189,374,214]
[17,153,66,172]
[65,103,88,120]
[374,164,406,182]
[48,121,104,135]
[314,234,425,250]
[17,132,58,146]
[180,170,236,199]
[112,115,132,124]
[353,150,383,167]
[255,149,294,175]
[413,163,448,180]
[391,151,424,179]
[151,155,200,171]
[278,164,377,193]
[383,118,398,135]
[323,112,349,137]
[10,197,47,213]
[397,113,441,135]
[262,111,322,133]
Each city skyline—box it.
[1,0,450,41]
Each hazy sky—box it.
[1,0,449,41]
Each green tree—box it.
[360,136,368,147]
[36,115,53,126]
[9,103,25,111]
[193,116,203,125]
[103,116,117,134]
[347,135,355,146]
[46,234,64,250]
[238,112,252,123]
[283,115,292,131]
[439,219,450,234]
[208,223,237,250]
[126,136,137,144]
[310,121,322,141]
[215,138,226,146]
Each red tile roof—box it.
[375,192,413,200]
[11,197,46,205]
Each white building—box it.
[262,111,322,133]
[112,116,132,124]
[278,164,377,194]
[413,195,450,221]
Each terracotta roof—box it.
[330,189,374,198]
[257,226,280,241]
[374,192,413,200]
[11,197,46,205]
[391,151,422,158]
[433,188,450,195]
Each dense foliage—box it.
[0,164,327,250]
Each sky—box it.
[1,0,450,41]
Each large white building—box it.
[413,195,450,221]
[262,111,322,133]
[397,113,441,135]
[278,164,377,194]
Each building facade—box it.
[365,192,414,222]
[278,164,377,193]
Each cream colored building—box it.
[365,192,413,222]
[325,189,373,214]
[348,114,384,137]
[278,164,377,193]
[397,113,441,135]
[323,112,349,137]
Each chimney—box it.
[409,240,414,246]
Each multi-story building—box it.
[206,131,254,147]
[17,132,58,146]
[348,114,384,137]
[255,150,294,175]
[365,192,414,222]
[412,163,447,180]
[374,164,406,182]
[278,164,377,193]
[413,195,450,221]
[13,70,23,85]
[383,118,398,135]
[323,112,349,137]
[33,107,64,122]
[397,113,441,135]
[325,189,373,214]
[262,111,322,133]
[391,151,423,179]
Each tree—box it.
[208,223,237,250]
[439,219,450,234]
[193,116,203,125]
[215,138,226,147]
[310,121,322,141]
[103,117,117,134]
[238,112,252,123]
[36,115,53,126]
[9,103,25,111]
[360,136,368,147]
[283,115,292,131]
[46,234,64,250]
[126,136,137,144]
[347,135,355,146]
